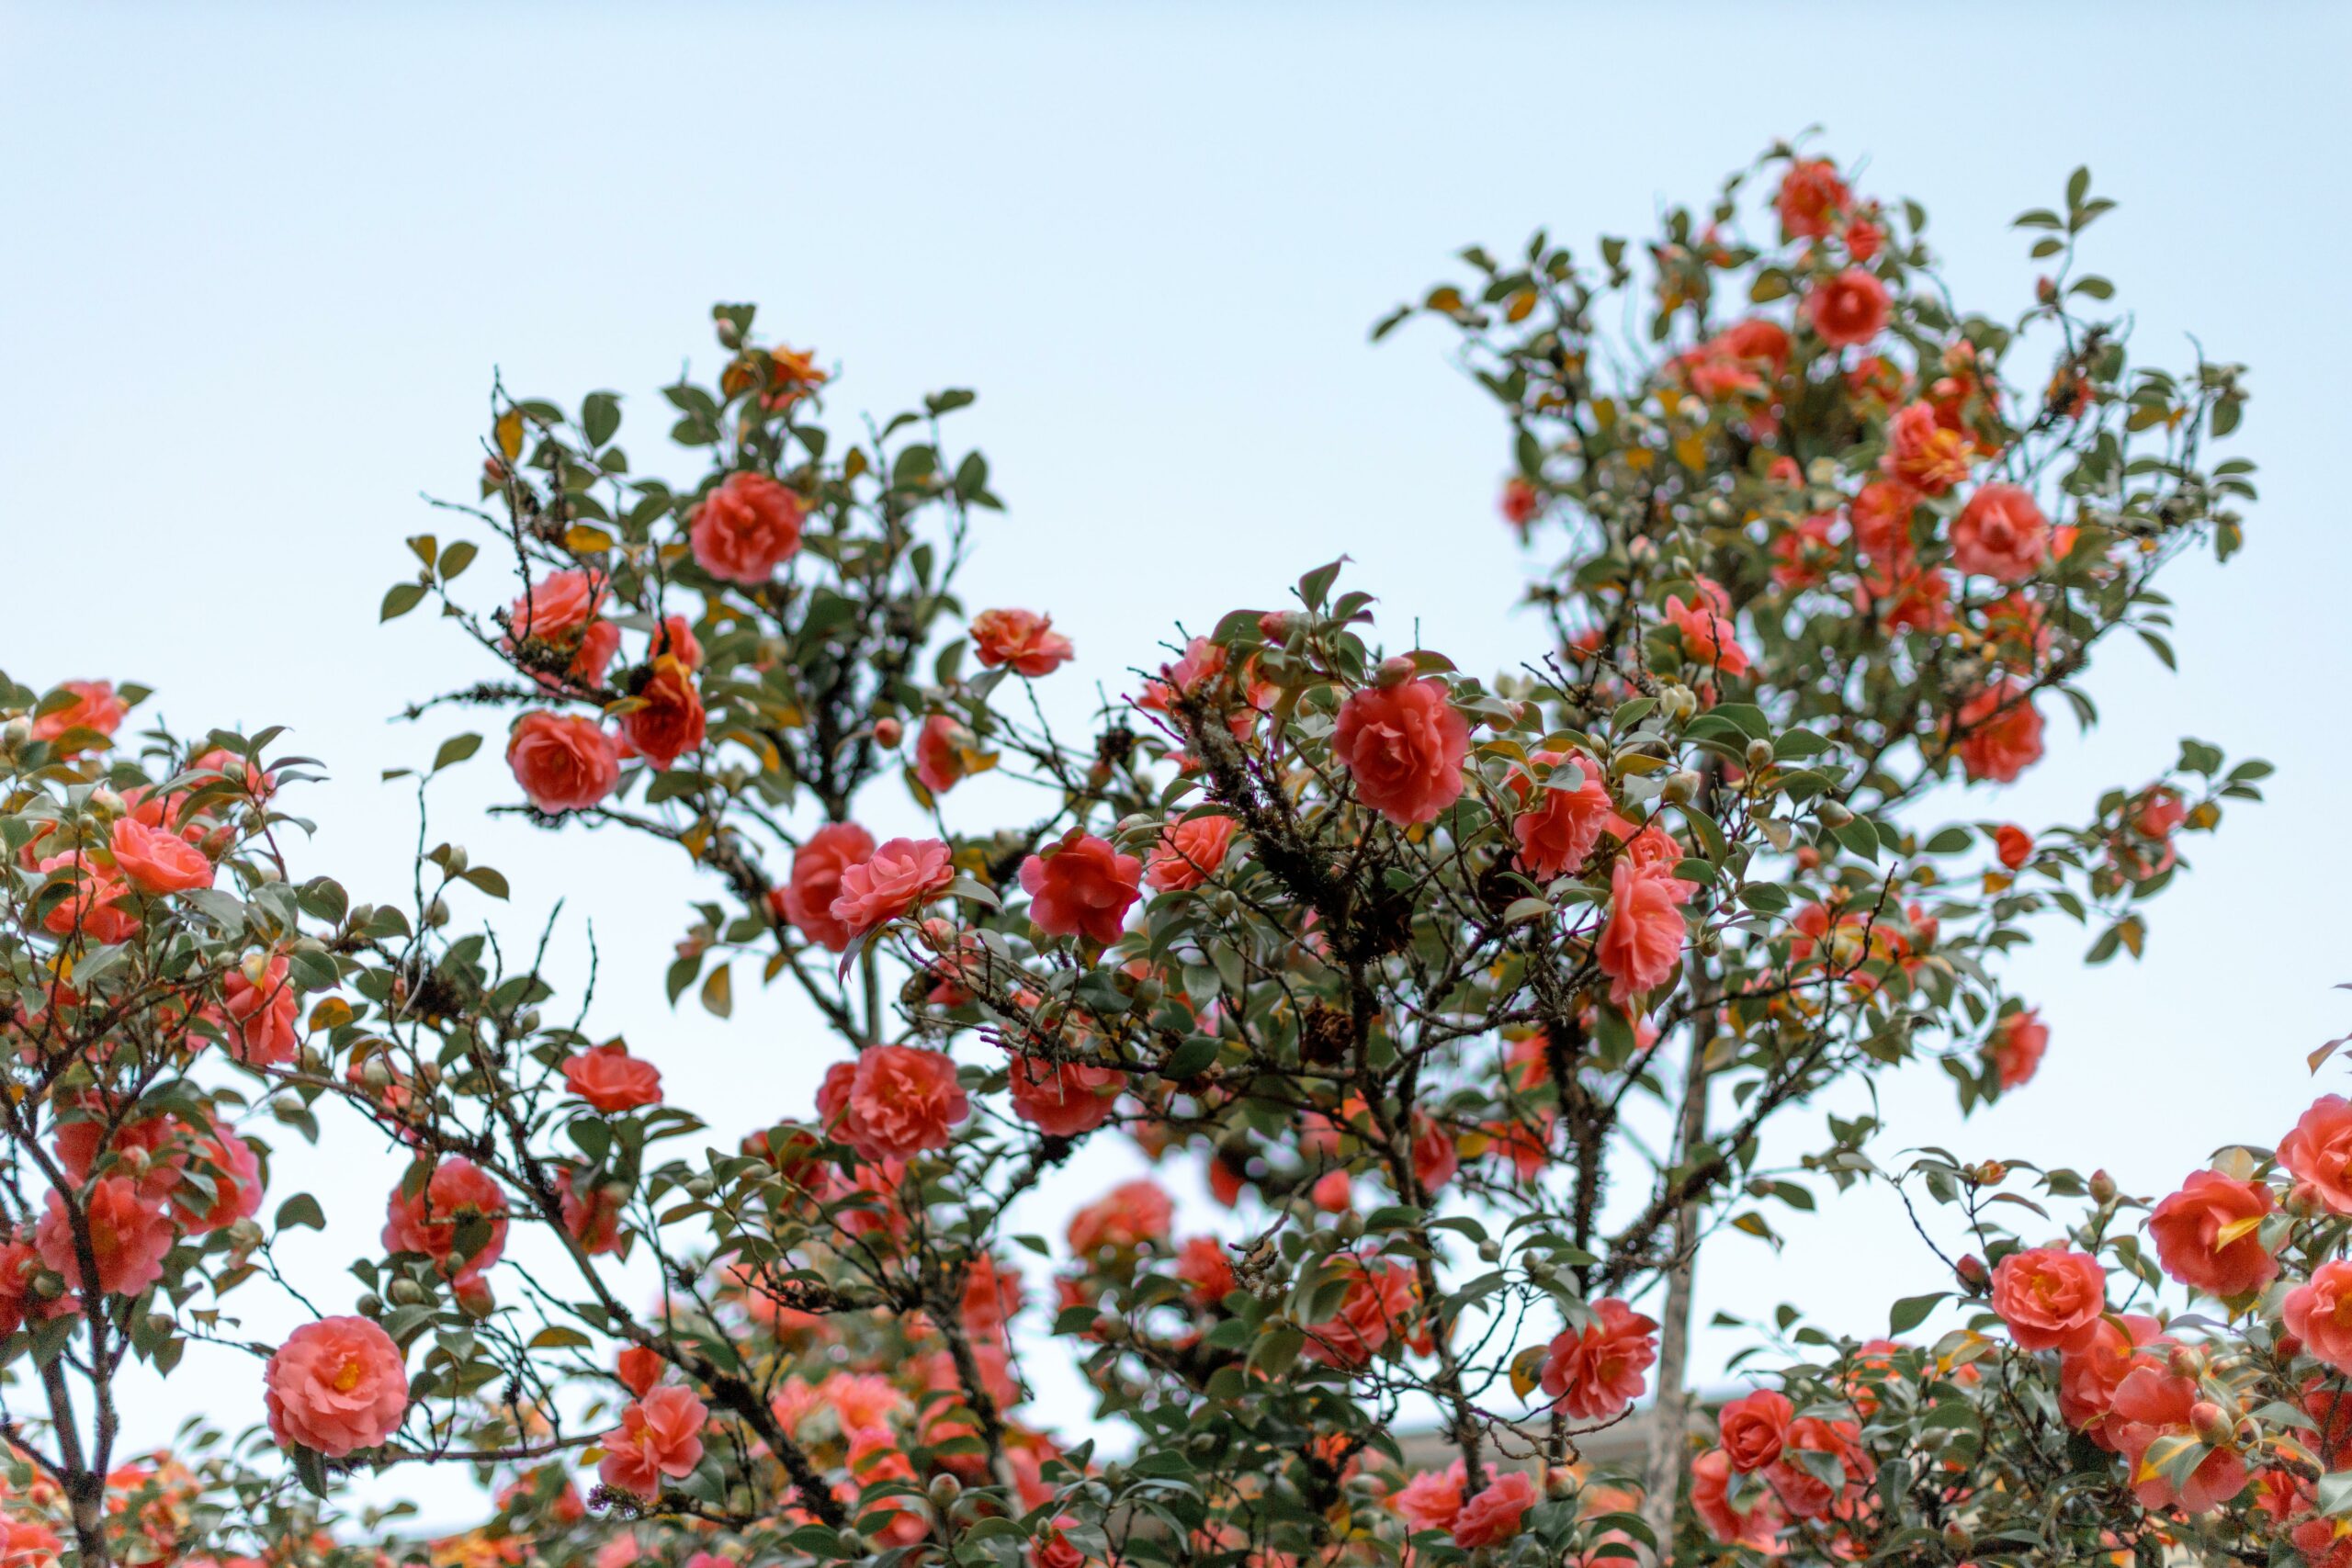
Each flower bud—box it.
[1955,1254,1988,1290]
[390,1278,428,1306]
[1374,655,1419,690]
[442,845,469,874]
[1661,770,1702,806]
[872,716,903,748]
[1745,739,1774,771]
[1817,800,1854,829]
[1476,1239,1502,1264]
[2166,1343,2205,1380]
[928,1473,962,1506]
[2190,1400,2233,1445]
[2089,1169,2118,1204]
[88,787,126,820]
[356,1293,384,1318]
[424,897,451,929]
[1,717,29,751]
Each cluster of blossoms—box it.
[0,146,2269,1568]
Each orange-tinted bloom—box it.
[822,1045,969,1161]
[1538,1298,1657,1421]
[1953,681,2045,784]
[970,609,1075,677]
[597,1386,707,1499]
[560,1043,662,1113]
[2281,1096,2352,1214]
[265,1316,408,1458]
[2148,1169,2277,1298]
[1804,267,1889,347]
[1020,830,1143,944]
[688,471,804,586]
[1331,677,1469,827]
[107,818,212,896]
[1146,815,1238,893]
[1989,1246,2106,1352]
[776,821,877,953]
[828,838,956,940]
[505,713,620,814]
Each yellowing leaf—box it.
[494,408,525,461]
[1509,1344,1549,1401]
[1505,289,1537,323]
[563,524,614,555]
[307,998,354,1032]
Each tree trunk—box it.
[1638,1015,1713,1563]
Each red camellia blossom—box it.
[107,817,212,895]
[36,853,136,944]
[616,1345,664,1399]
[1177,1235,1237,1305]
[264,1316,409,1459]
[1145,814,1237,893]
[1692,1447,1787,1549]
[556,1168,624,1255]
[1766,1416,1873,1519]
[2148,1168,2278,1298]
[220,954,299,1067]
[1329,677,1469,827]
[913,713,973,795]
[2059,1312,2169,1446]
[1663,576,1750,676]
[175,1129,265,1234]
[1804,267,1890,347]
[2109,1366,2248,1513]
[32,680,127,748]
[561,1043,663,1113]
[688,471,804,586]
[1020,830,1143,945]
[1538,1297,1658,1420]
[828,837,956,940]
[617,660,706,771]
[969,609,1075,677]
[1597,857,1691,1009]
[826,1045,969,1161]
[1511,751,1627,882]
[2279,1096,2352,1214]
[1951,483,2052,582]
[1389,1461,1465,1535]
[1303,1253,1417,1368]
[1776,158,1849,241]
[1954,681,2046,784]
[1449,1471,1535,1549]
[1985,1007,2049,1090]
[381,1156,510,1287]
[2285,1261,2352,1373]
[1995,823,2033,869]
[598,1385,708,1500]
[506,713,622,814]
[1067,1179,1172,1256]
[506,569,606,643]
[1883,400,1973,496]
[37,1177,175,1298]
[1990,1245,2108,1352]
[1718,1388,1794,1472]
[776,821,876,953]
[1005,1053,1125,1138]
[1498,477,1540,533]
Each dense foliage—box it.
[0,145,2306,1568]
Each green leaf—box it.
[432,733,482,773]
[1888,1292,1944,1335]
[275,1193,327,1233]
[582,391,622,447]
[380,582,427,621]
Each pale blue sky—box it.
[3,0,2347,1511]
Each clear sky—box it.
[3,0,2347,1519]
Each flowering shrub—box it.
[0,145,2290,1568]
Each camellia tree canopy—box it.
[3,143,2324,1568]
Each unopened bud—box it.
[1745,739,1774,771]
[1817,800,1854,829]
[2167,1343,2205,1380]
[1,717,29,751]
[872,716,903,748]
[424,897,451,929]
[1374,655,1418,689]
[2190,1400,2233,1446]
[442,845,469,874]
[88,787,126,820]
[356,1293,384,1317]
[1955,1254,1988,1290]
[1940,1522,1972,1555]
[1476,1239,1502,1264]
[514,1009,541,1036]
[927,1473,962,1506]
[2089,1169,2118,1204]
[390,1279,428,1306]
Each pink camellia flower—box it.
[1804,267,1890,348]
[220,955,300,1068]
[381,1156,509,1287]
[2285,1261,2352,1373]
[1020,830,1143,944]
[1663,577,1750,676]
[1539,1297,1658,1421]
[776,821,876,953]
[1067,1179,1172,1257]
[108,817,212,896]
[556,1168,624,1255]
[1990,1246,2108,1352]
[616,661,705,771]
[1951,483,2051,582]
[597,1385,708,1500]
[1450,1471,1536,1549]
[1006,1054,1125,1138]
[1718,1389,1794,1472]
[616,1345,664,1399]
[35,853,137,944]
[970,609,1075,677]
[560,1043,662,1113]
[2108,1366,2248,1513]
[1145,814,1238,893]
[1765,1417,1873,1520]
[1510,751,1629,882]
[1596,858,1690,1009]
[1329,677,1469,827]
[688,470,804,586]
[506,712,621,814]
[650,615,703,671]
[1849,479,1920,579]
[264,1316,409,1458]
[1410,1112,1458,1193]
[2148,1168,2277,1298]
[829,837,956,941]
[1389,1460,1466,1535]
[1498,478,1541,534]
[2059,1312,2169,1447]
[1691,1446,1786,1549]
[1994,823,2033,869]
[1883,400,1973,497]
[1776,158,1849,241]
[506,569,606,643]
[1985,1007,2048,1091]
[826,1045,968,1161]
[2280,1097,2352,1214]
[37,1177,175,1298]
[913,713,974,796]
[1303,1253,1418,1368]
[31,681,127,748]
[1953,681,2045,784]
[175,1129,266,1235]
